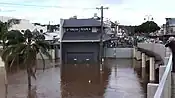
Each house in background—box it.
[59,17,110,64]
[0,16,47,32]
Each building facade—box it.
[165,18,175,34]
[60,18,110,64]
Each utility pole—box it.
[96,6,109,65]
[115,21,119,36]
[114,21,119,58]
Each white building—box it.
[0,16,61,40]
[0,16,47,32]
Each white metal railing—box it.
[154,54,172,98]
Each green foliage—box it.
[4,30,25,46]
[0,19,21,48]
[1,29,52,89]
[134,21,160,34]
[2,29,51,70]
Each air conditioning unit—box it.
[70,16,77,19]
[94,13,98,17]
[73,16,77,19]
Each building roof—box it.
[166,18,175,20]
[63,19,102,27]
[62,32,110,42]
[44,32,60,41]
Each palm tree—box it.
[1,29,52,90]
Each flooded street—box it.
[7,59,145,98]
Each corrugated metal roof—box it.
[63,19,101,27]
[45,32,60,40]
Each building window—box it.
[66,28,79,32]
[80,28,91,32]
[92,27,97,32]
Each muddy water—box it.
[7,59,146,98]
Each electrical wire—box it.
[0,2,96,10]
[0,2,63,8]
[0,8,15,12]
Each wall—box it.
[105,48,133,58]
[62,42,99,64]
[55,48,61,59]
[59,19,64,65]
[36,49,55,60]
[137,43,165,61]
[60,19,64,41]
[36,49,56,69]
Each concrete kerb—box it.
[147,83,159,98]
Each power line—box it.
[0,2,95,10]
[0,8,16,12]
[0,2,63,8]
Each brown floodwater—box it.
[7,59,146,98]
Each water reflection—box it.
[61,64,110,98]
[7,59,146,98]
[104,59,145,98]
[27,86,37,98]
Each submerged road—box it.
[7,59,146,98]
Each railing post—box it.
[159,66,166,82]
[142,53,146,68]
[136,50,141,60]
[142,53,146,79]
[0,58,6,98]
[150,57,155,82]
[133,46,136,59]
[147,83,158,98]
[168,71,171,98]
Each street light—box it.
[144,15,153,21]
[144,15,154,36]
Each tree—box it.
[0,19,21,49]
[5,30,25,46]
[134,21,160,36]
[1,29,52,91]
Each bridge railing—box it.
[154,53,172,98]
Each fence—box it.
[153,53,172,98]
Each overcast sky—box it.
[0,0,174,26]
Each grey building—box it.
[165,18,175,34]
[60,18,110,64]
